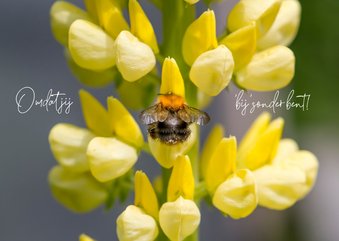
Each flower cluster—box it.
[47,0,317,241]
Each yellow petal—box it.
[168,156,194,201]
[272,138,299,164]
[200,124,225,179]
[182,9,218,66]
[205,137,237,194]
[69,19,116,71]
[160,58,185,97]
[253,163,306,210]
[258,0,301,49]
[148,124,196,168]
[96,0,129,39]
[50,1,91,46]
[220,23,257,71]
[79,234,96,241]
[129,0,159,53]
[213,169,258,219]
[65,49,116,88]
[117,205,159,241]
[159,197,200,241]
[284,150,318,198]
[115,31,156,82]
[87,137,138,182]
[49,123,95,173]
[236,45,295,91]
[239,117,284,170]
[79,89,111,136]
[107,97,144,148]
[48,165,107,213]
[83,0,98,21]
[227,0,282,37]
[134,171,159,220]
[238,112,271,164]
[189,45,234,96]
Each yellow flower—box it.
[227,0,282,38]
[117,171,159,241]
[204,136,258,219]
[235,45,295,91]
[189,45,234,96]
[50,1,91,46]
[148,58,196,168]
[48,165,107,213]
[219,22,257,71]
[159,157,200,241]
[237,112,319,210]
[257,0,302,50]
[159,197,200,241]
[224,0,298,91]
[183,10,234,96]
[116,205,159,241]
[49,89,143,182]
[50,0,158,81]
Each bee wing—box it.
[178,105,210,125]
[140,104,168,124]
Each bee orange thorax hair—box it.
[158,94,185,109]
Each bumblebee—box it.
[140,93,210,145]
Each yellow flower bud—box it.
[115,31,156,82]
[79,89,111,137]
[220,23,257,71]
[200,124,225,179]
[96,0,129,39]
[235,45,295,91]
[68,20,116,71]
[238,117,284,170]
[159,196,200,241]
[167,156,194,201]
[87,137,138,182]
[79,234,96,241]
[50,1,91,46]
[182,10,218,66]
[258,0,301,49]
[134,171,159,220]
[205,137,237,194]
[48,165,107,213]
[49,123,95,173]
[117,205,159,241]
[189,45,234,96]
[107,97,144,148]
[160,58,185,97]
[228,0,282,37]
[129,0,159,53]
[148,124,196,168]
[253,163,306,210]
[212,169,258,219]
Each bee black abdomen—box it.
[148,116,192,145]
